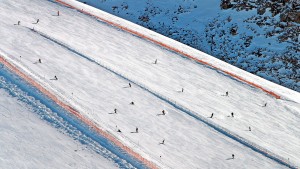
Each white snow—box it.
[76,0,300,92]
[0,0,299,168]
[0,88,119,169]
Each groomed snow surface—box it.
[0,76,120,169]
[0,0,299,169]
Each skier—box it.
[249,126,251,131]
[263,103,267,107]
[160,139,165,144]
[154,59,157,64]
[232,154,235,159]
[117,129,121,132]
[34,19,39,24]
[54,75,58,80]
[226,91,229,96]
[162,110,165,115]
[130,101,134,105]
[129,83,131,88]
[210,113,214,118]
[114,108,117,114]
[135,127,138,133]
[231,112,234,117]
[57,11,60,16]
[182,88,184,92]
[38,58,42,63]
[17,21,20,25]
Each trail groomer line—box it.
[0,56,159,169]
[55,0,281,100]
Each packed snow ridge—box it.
[0,0,299,169]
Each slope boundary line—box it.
[29,29,296,169]
[0,55,159,169]
[54,0,281,99]
[0,66,143,169]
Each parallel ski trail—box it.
[52,0,281,100]
[29,28,297,169]
[0,64,140,169]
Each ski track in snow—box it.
[52,0,285,100]
[0,0,299,168]
[21,27,297,169]
[0,64,145,169]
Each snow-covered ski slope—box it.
[0,73,121,168]
[0,0,299,168]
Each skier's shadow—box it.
[108,112,116,114]
[156,113,165,116]
[130,131,138,133]
[226,158,234,160]
[123,86,130,88]
[254,103,266,107]
[33,61,39,64]
[50,78,57,80]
